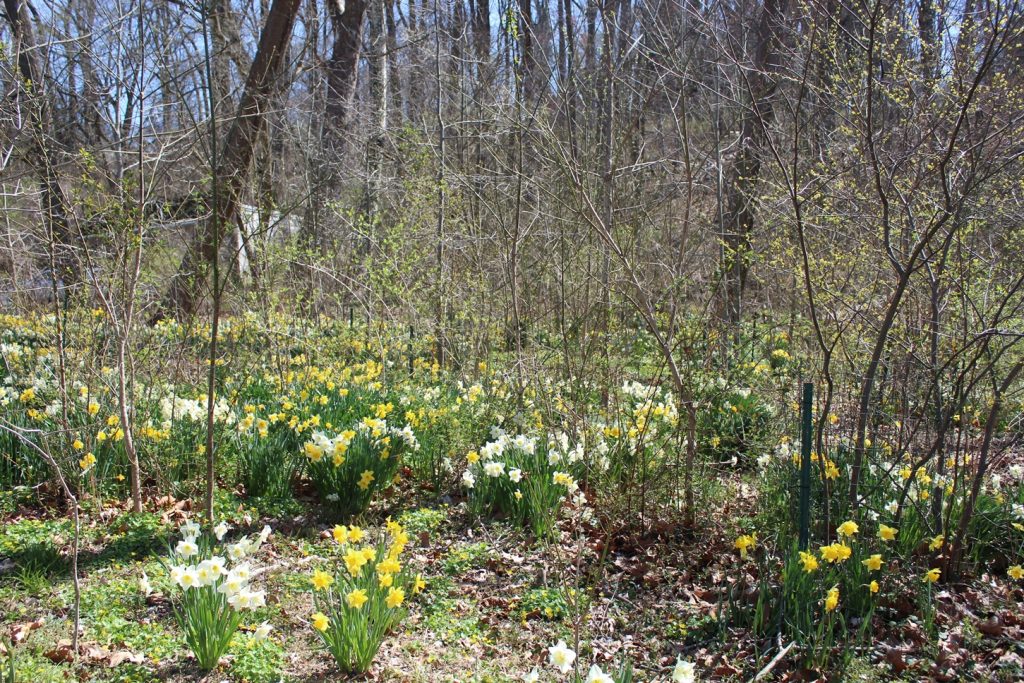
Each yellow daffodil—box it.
[824,585,839,612]
[343,549,367,577]
[304,442,324,462]
[862,554,883,571]
[819,542,852,563]
[385,587,405,608]
[377,557,401,575]
[311,570,334,591]
[878,524,897,542]
[824,461,840,480]
[836,520,859,538]
[924,568,941,583]
[734,533,757,559]
[311,612,330,631]
[346,589,369,609]
[798,550,818,573]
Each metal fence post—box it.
[408,324,415,375]
[799,381,814,550]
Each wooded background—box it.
[2,0,1023,444]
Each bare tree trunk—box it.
[325,0,369,157]
[163,0,303,319]
[584,0,597,74]
[433,0,447,366]
[918,0,938,79]
[720,0,790,325]
[211,0,252,81]
[598,0,615,406]
[4,0,81,288]
[385,0,403,121]
[559,0,578,160]
[472,0,490,69]
[518,0,538,101]
[364,0,389,221]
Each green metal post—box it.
[799,381,814,550]
[409,324,415,375]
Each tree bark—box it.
[4,0,81,289]
[720,0,790,325]
[325,0,369,157]
[918,0,937,79]
[364,0,389,221]
[163,0,303,318]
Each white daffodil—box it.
[217,575,246,596]
[228,564,252,583]
[253,621,273,641]
[672,658,696,683]
[199,556,227,579]
[180,520,200,541]
[175,539,198,559]
[177,567,200,590]
[227,541,249,561]
[548,640,576,674]
[194,563,216,586]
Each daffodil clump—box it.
[590,381,681,477]
[163,520,272,671]
[693,379,773,464]
[462,428,586,538]
[309,520,424,673]
[743,517,937,665]
[230,386,304,498]
[396,378,507,490]
[788,522,880,609]
[302,417,419,519]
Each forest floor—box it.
[1,475,1022,682]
